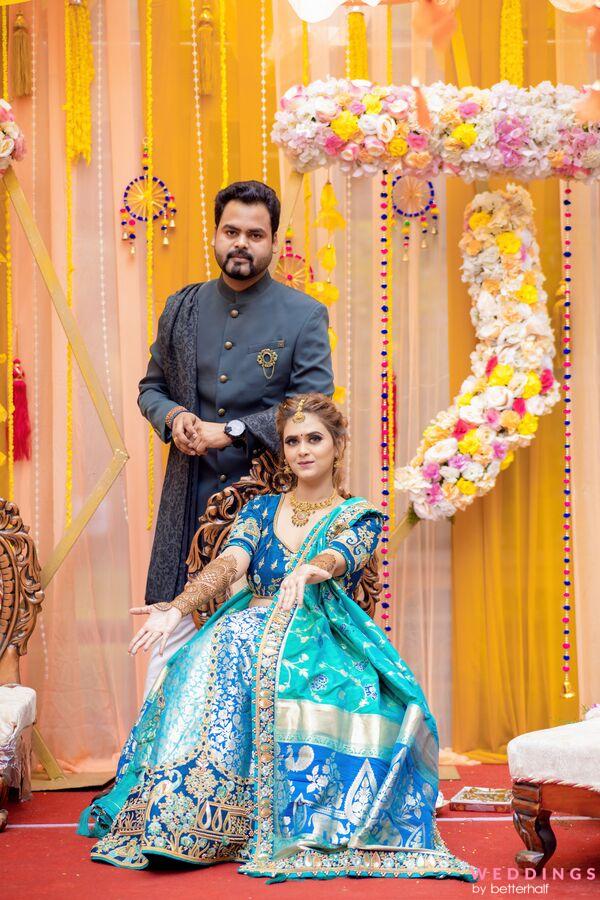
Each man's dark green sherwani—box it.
[138,272,334,604]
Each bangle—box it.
[165,405,187,431]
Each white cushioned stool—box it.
[508,715,600,874]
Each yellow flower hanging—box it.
[328,328,338,352]
[318,243,337,274]
[333,385,347,405]
[314,182,346,232]
[306,281,340,306]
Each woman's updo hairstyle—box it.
[276,393,348,490]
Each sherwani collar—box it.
[216,271,273,303]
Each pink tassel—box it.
[12,358,31,461]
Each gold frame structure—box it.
[3,165,129,782]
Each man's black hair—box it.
[214,180,281,236]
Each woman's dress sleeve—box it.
[223,496,265,556]
[328,511,383,575]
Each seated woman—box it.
[79,394,474,883]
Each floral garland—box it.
[0,98,25,173]
[396,184,560,520]
[272,78,600,183]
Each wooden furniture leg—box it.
[512,780,557,874]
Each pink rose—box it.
[407,132,428,150]
[485,355,498,377]
[485,409,500,427]
[540,369,554,394]
[453,419,470,439]
[458,101,480,118]
[280,85,304,112]
[324,133,346,156]
[423,462,441,481]
[386,98,409,117]
[12,136,25,161]
[348,100,366,116]
[363,135,386,157]
[314,97,339,123]
[512,397,526,417]
[492,441,508,460]
[426,483,443,504]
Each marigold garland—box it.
[219,0,228,187]
[346,9,368,81]
[500,0,524,88]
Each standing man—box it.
[138,180,333,687]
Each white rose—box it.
[497,347,517,366]
[500,323,527,346]
[395,466,430,493]
[460,403,486,425]
[486,459,501,479]
[357,114,379,135]
[314,97,339,123]
[439,465,460,484]
[413,498,455,521]
[508,372,528,394]
[461,462,484,482]
[386,98,409,117]
[460,375,478,395]
[2,121,20,140]
[423,437,459,465]
[479,322,501,341]
[526,395,546,416]
[376,114,397,143]
[484,386,513,410]
[0,135,14,158]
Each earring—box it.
[333,458,340,471]
[283,462,292,475]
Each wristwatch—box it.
[224,419,247,447]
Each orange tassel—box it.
[574,80,600,123]
[12,359,31,462]
[413,0,458,52]
[411,77,433,130]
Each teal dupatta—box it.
[79,497,475,882]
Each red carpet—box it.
[3,766,600,899]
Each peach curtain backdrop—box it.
[0,0,595,770]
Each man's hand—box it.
[172,412,207,456]
[188,421,232,454]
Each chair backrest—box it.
[186,451,381,619]
[0,500,44,685]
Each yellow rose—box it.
[363,94,383,115]
[500,410,521,433]
[423,424,449,444]
[457,478,477,496]
[468,211,491,231]
[388,136,408,157]
[458,429,480,455]
[450,123,478,147]
[496,232,521,255]
[458,392,473,407]
[522,372,542,399]
[331,111,360,141]
[516,284,538,305]
[500,450,515,471]
[488,364,514,387]
[518,413,539,436]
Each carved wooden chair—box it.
[186,451,382,622]
[0,500,44,831]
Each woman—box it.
[79,394,474,882]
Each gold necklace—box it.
[289,490,337,527]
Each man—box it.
[138,180,334,688]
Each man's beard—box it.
[217,249,267,281]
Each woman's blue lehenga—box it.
[78,495,475,882]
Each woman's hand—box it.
[128,605,182,656]
[278,562,335,611]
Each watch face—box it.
[226,419,245,438]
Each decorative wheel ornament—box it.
[274,227,313,288]
[392,175,439,260]
[119,140,177,255]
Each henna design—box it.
[169,554,238,617]
[310,551,338,577]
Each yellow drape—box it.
[447,0,578,758]
[139,0,279,307]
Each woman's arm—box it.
[277,549,346,611]
[128,546,251,655]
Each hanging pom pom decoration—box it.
[273,227,314,289]
[120,140,177,255]
[12,358,31,462]
[11,13,32,98]
[392,174,438,260]
[560,182,575,701]
[197,1,215,95]
[306,180,345,308]
[346,7,369,81]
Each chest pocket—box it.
[247,339,288,393]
